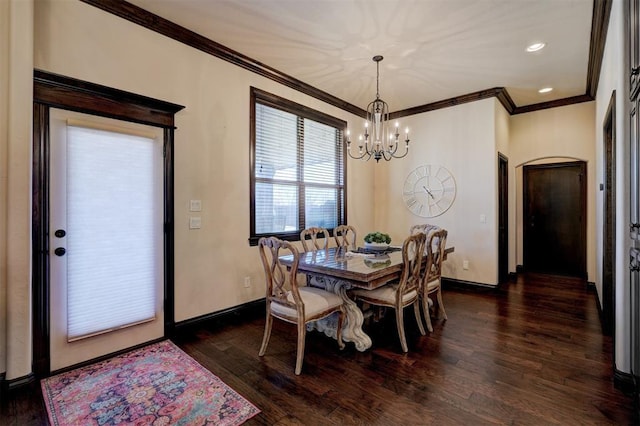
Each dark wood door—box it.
[523,161,586,277]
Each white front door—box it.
[49,108,164,371]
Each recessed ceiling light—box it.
[539,87,553,93]
[526,42,546,52]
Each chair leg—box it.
[336,309,345,350]
[436,288,448,320]
[413,300,426,336]
[259,314,273,356]
[295,321,306,375]
[373,305,384,322]
[396,307,408,353]
[422,296,434,333]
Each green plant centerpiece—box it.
[364,232,391,251]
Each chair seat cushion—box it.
[352,284,417,305]
[426,278,441,291]
[272,286,343,320]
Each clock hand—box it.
[422,186,435,199]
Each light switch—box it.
[480,214,486,223]
[190,200,202,212]
[189,216,201,229]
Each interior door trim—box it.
[498,152,509,284]
[602,91,616,337]
[32,70,184,377]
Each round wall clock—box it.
[402,164,457,218]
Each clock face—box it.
[402,165,456,217]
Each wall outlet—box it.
[463,260,469,270]
[244,276,251,288]
[190,199,202,212]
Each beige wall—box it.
[375,98,500,286]
[0,0,9,377]
[2,0,34,381]
[595,0,629,372]
[510,102,596,283]
[495,102,515,273]
[33,0,375,328]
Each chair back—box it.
[397,232,426,298]
[334,225,357,250]
[258,237,302,316]
[410,223,440,237]
[424,229,448,285]
[300,227,330,252]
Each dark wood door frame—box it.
[32,70,183,377]
[601,91,616,337]
[498,153,509,284]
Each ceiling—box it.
[124,0,595,113]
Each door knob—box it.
[54,247,66,256]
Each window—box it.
[250,88,346,245]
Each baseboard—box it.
[614,367,636,395]
[1,372,36,397]
[441,277,498,292]
[588,282,613,336]
[588,281,601,321]
[174,298,265,333]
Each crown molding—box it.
[390,87,516,119]
[81,0,609,117]
[80,0,365,117]
[586,0,613,99]
[512,94,594,115]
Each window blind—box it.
[66,125,161,341]
[252,96,345,240]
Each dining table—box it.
[279,245,454,351]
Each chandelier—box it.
[346,55,410,162]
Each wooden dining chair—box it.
[300,227,330,252]
[258,236,345,375]
[421,228,449,332]
[334,225,357,250]
[352,232,427,352]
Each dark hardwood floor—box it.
[2,273,637,425]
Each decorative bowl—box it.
[364,242,390,251]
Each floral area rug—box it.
[41,340,260,425]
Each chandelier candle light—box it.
[346,55,410,162]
